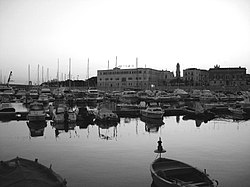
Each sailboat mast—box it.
[69,58,71,89]
[87,58,89,88]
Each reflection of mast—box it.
[87,58,89,88]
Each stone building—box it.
[183,68,209,86]
[208,66,246,86]
[97,67,174,91]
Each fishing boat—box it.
[0,157,67,187]
[27,102,46,122]
[150,138,218,187]
[140,106,164,119]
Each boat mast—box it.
[69,58,71,89]
[87,58,89,89]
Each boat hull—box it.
[150,158,215,187]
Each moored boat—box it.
[150,138,218,187]
[0,157,67,187]
[140,106,164,119]
[27,102,46,122]
[0,103,16,120]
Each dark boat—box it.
[0,157,67,187]
[150,138,218,187]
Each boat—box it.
[140,106,164,119]
[37,93,49,106]
[52,104,77,123]
[0,103,16,120]
[95,107,120,123]
[27,102,46,122]
[140,116,164,133]
[150,138,218,187]
[0,157,67,187]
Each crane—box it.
[7,71,12,87]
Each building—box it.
[209,66,246,87]
[97,67,174,91]
[183,68,209,86]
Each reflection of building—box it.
[183,68,209,86]
[209,66,246,86]
[97,67,174,91]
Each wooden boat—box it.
[0,157,67,187]
[150,138,218,187]
[27,102,46,122]
[141,106,164,119]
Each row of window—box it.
[99,70,145,75]
[98,82,148,87]
[99,77,146,81]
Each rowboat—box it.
[150,138,218,187]
[0,157,67,187]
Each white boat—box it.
[140,106,164,119]
[27,102,46,122]
[150,138,218,187]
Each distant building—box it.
[209,66,246,86]
[97,67,174,91]
[183,68,209,86]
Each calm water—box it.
[1,112,250,186]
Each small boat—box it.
[150,138,218,187]
[0,157,67,187]
[95,107,119,123]
[0,103,16,120]
[141,106,164,119]
[52,104,77,123]
[27,102,46,122]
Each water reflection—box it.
[95,120,118,140]
[50,121,77,138]
[140,116,164,133]
[26,121,47,137]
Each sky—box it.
[0,0,250,84]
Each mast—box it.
[69,58,71,89]
[28,64,30,85]
[115,56,117,67]
[37,64,40,85]
[42,66,44,83]
[87,58,89,88]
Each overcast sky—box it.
[0,0,250,84]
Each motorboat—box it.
[95,107,119,123]
[0,103,16,120]
[140,106,164,119]
[52,104,77,123]
[27,102,46,122]
[0,157,67,187]
[150,138,218,187]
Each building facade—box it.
[97,67,174,91]
[183,68,209,86]
[208,66,246,86]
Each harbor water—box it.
[1,110,250,187]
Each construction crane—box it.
[7,71,12,87]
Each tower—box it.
[176,63,180,78]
